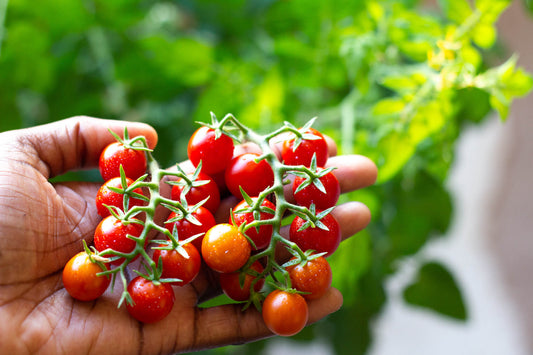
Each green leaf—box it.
[403,261,467,320]
[438,0,472,24]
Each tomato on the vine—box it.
[126,276,175,323]
[225,153,274,199]
[289,213,341,257]
[262,290,308,337]
[152,243,201,287]
[293,169,340,210]
[229,198,275,250]
[170,172,220,214]
[99,141,147,181]
[165,206,216,251]
[286,256,332,300]
[94,216,143,265]
[281,127,329,167]
[188,126,234,175]
[95,177,145,217]
[62,252,110,301]
[201,223,251,273]
[219,260,264,301]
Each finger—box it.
[13,116,158,178]
[326,154,378,192]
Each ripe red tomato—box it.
[281,127,328,167]
[286,256,332,300]
[152,243,201,287]
[62,252,110,301]
[293,169,340,210]
[99,141,147,181]
[165,206,216,251]
[187,126,234,175]
[94,216,144,265]
[262,290,308,336]
[95,177,145,217]
[201,223,251,273]
[289,213,341,257]
[219,260,265,301]
[225,153,274,199]
[126,276,175,323]
[171,172,220,214]
[229,198,275,250]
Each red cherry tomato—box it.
[152,243,201,287]
[293,169,340,210]
[94,216,144,265]
[286,256,332,300]
[165,206,216,251]
[281,127,328,167]
[262,290,308,336]
[126,276,175,323]
[289,213,341,257]
[99,141,147,181]
[201,223,251,273]
[229,198,275,250]
[187,126,234,175]
[171,172,220,214]
[95,177,145,217]
[219,260,265,301]
[62,252,110,301]
[225,153,274,199]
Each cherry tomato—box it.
[229,198,275,250]
[289,213,341,257]
[225,153,274,199]
[62,252,110,301]
[262,290,308,337]
[293,169,340,210]
[188,126,234,175]
[126,276,175,323]
[165,206,216,251]
[99,141,147,181]
[94,216,143,265]
[219,260,264,301]
[281,127,328,167]
[152,243,201,287]
[171,172,220,214]
[286,256,332,300]
[201,223,251,273]
[95,177,145,217]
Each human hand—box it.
[0,116,377,354]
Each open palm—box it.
[0,117,377,354]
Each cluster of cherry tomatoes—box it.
[62,114,342,336]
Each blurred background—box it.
[1,0,532,354]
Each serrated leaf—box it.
[403,261,467,320]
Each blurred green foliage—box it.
[1,0,531,354]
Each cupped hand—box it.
[0,117,377,354]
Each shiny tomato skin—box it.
[187,126,234,175]
[99,141,147,181]
[262,290,308,337]
[95,177,145,217]
[286,256,332,300]
[281,127,328,167]
[126,276,175,323]
[289,213,341,257]
[165,206,216,251]
[219,260,264,301]
[94,216,143,265]
[229,198,275,250]
[152,243,201,287]
[62,252,110,301]
[224,153,274,199]
[171,172,220,214]
[201,223,251,273]
[293,169,340,210]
